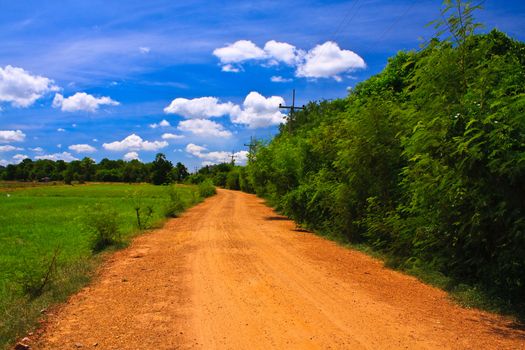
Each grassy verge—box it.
[0,182,214,349]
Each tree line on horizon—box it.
[0,153,190,185]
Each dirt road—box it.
[35,189,524,349]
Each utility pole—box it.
[244,136,257,153]
[229,150,236,165]
[278,89,304,132]
[244,136,258,163]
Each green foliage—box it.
[198,179,216,198]
[84,204,121,252]
[0,152,189,186]
[243,5,525,314]
[164,186,186,217]
[15,248,60,299]
[151,153,173,185]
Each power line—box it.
[366,0,417,50]
[328,0,362,45]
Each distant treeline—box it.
[0,153,189,185]
[233,9,524,308]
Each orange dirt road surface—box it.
[34,189,524,349]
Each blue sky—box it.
[1,0,524,169]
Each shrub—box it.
[84,204,121,252]
[15,248,60,298]
[164,186,186,217]
[198,179,216,198]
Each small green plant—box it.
[198,179,216,198]
[129,190,155,229]
[164,186,186,217]
[15,248,60,299]
[84,203,121,252]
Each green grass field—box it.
[0,182,203,349]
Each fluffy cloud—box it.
[123,151,140,161]
[52,92,120,112]
[177,119,232,138]
[213,40,365,80]
[0,65,59,107]
[30,147,43,152]
[270,76,292,83]
[57,128,66,132]
[102,134,168,151]
[0,130,26,143]
[13,154,29,163]
[161,133,184,140]
[164,96,239,119]
[164,92,285,129]
[264,40,300,65]
[0,145,23,152]
[185,143,249,165]
[231,92,285,128]
[149,119,170,128]
[68,144,96,153]
[35,152,78,162]
[139,47,151,54]
[213,40,266,64]
[295,41,366,81]
[221,64,241,73]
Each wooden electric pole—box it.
[278,89,304,132]
[229,150,236,165]
[244,136,257,153]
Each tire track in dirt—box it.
[34,189,525,349]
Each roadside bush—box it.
[164,186,186,217]
[15,248,60,299]
[225,168,240,190]
[84,204,121,252]
[198,179,216,198]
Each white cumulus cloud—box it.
[164,96,239,119]
[36,152,78,162]
[124,151,140,161]
[0,130,26,143]
[139,47,151,54]
[0,65,59,107]
[12,154,29,163]
[231,92,286,128]
[103,134,168,151]
[264,40,300,65]
[161,133,184,140]
[212,40,365,81]
[68,144,96,153]
[186,143,249,165]
[0,145,23,152]
[53,92,120,112]
[149,119,171,128]
[177,119,232,138]
[213,40,266,64]
[221,64,241,73]
[296,41,366,81]
[270,76,292,83]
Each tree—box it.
[170,162,189,183]
[150,153,173,185]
